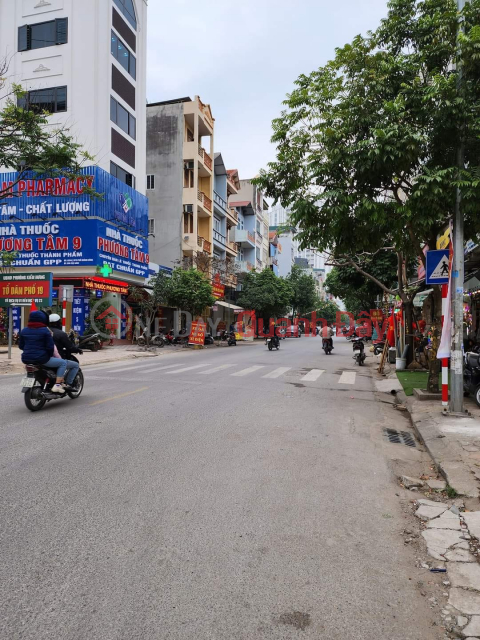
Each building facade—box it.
[146,96,215,271]
[0,0,148,193]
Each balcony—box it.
[227,207,238,226]
[236,260,254,273]
[256,259,263,270]
[269,256,278,266]
[230,228,256,248]
[213,190,228,215]
[213,229,227,246]
[225,240,238,257]
[198,145,213,173]
[227,176,238,196]
[198,97,214,131]
[198,190,212,215]
[198,236,212,253]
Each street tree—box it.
[237,268,293,328]
[255,0,480,360]
[313,299,341,324]
[129,271,171,344]
[166,268,216,319]
[286,264,319,318]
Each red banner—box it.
[370,309,383,322]
[212,274,225,299]
[189,320,206,345]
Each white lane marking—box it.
[262,367,291,379]
[163,364,210,374]
[339,371,356,385]
[86,359,161,373]
[198,364,236,375]
[231,365,265,377]
[105,363,184,375]
[301,369,325,382]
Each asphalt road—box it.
[0,337,439,640]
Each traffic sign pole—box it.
[7,306,13,360]
[441,284,449,407]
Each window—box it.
[110,96,136,140]
[146,175,155,190]
[256,220,261,235]
[256,247,261,261]
[214,216,222,233]
[183,163,194,188]
[238,215,244,230]
[238,248,244,260]
[18,86,67,114]
[113,0,137,29]
[110,161,135,188]
[184,212,193,234]
[148,219,155,235]
[111,31,136,80]
[19,18,68,51]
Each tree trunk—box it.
[427,326,440,393]
[404,299,414,366]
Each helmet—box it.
[49,313,61,323]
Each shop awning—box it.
[215,301,244,312]
[413,289,433,307]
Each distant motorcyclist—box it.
[48,314,83,361]
[321,323,334,350]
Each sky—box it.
[146,0,390,180]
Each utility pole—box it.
[450,0,467,413]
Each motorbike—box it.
[220,330,236,346]
[137,332,166,347]
[266,335,280,351]
[464,352,480,406]
[78,332,103,352]
[204,332,214,345]
[322,338,333,355]
[352,338,366,366]
[373,341,386,356]
[21,356,84,412]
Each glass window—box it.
[110,96,136,140]
[113,0,137,30]
[18,86,67,114]
[111,30,136,80]
[147,175,155,190]
[214,216,221,232]
[148,219,155,234]
[111,161,135,188]
[31,21,56,49]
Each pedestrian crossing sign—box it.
[426,249,450,284]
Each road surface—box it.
[0,337,439,639]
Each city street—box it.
[0,337,439,640]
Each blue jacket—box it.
[19,317,55,365]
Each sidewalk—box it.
[375,368,480,499]
[0,339,261,376]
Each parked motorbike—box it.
[323,338,333,355]
[220,330,236,346]
[352,338,366,366]
[464,352,480,406]
[78,332,103,352]
[373,341,386,356]
[137,332,166,347]
[21,358,84,412]
[204,332,214,345]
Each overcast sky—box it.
[146,0,390,180]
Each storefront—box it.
[0,167,149,338]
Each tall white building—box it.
[0,0,148,194]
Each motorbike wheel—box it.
[67,370,84,399]
[91,342,99,352]
[474,384,480,408]
[268,341,273,351]
[24,384,46,412]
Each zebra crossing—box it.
[87,359,360,386]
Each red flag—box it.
[387,309,395,347]
[30,300,38,313]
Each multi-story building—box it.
[270,225,296,277]
[0,0,148,193]
[0,0,149,334]
[268,232,280,276]
[229,179,269,274]
[146,96,215,270]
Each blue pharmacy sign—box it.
[0,167,149,276]
[426,249,450,285]
[72,288,91,335]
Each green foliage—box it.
[325,252,400,315]
[0,251,18,273]
[237,268,293,320]
[255,0,480,265]
[286,264,319,317]
[313,299,341,323]
[0,77,98,202]
[166,268,216,318]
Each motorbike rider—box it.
[19,310,69,393]
[321,323,334,350]
[48,314,82,388]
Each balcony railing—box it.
[247,231,255,244]
[198,190,212,213]
[198,98,214,129]
[256,259,263,270]
[269,256,278,266]
[213,229,226,245]
[197,236,204,249]
[228,207,238,223]
[203,239,211,253]
[227,177,237,192]
[198,145,212,171]
[213,190,228,212]
[237,260,254,272]
[227,241,238,254]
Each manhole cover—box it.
[383,428,417,448]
